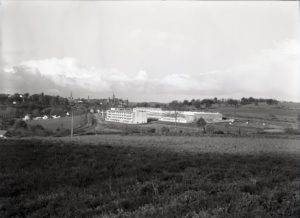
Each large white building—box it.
[134,107,222,123]
[105,107,223,124]
[180,111,223,123]
[158,111,223,124]
[159,115,189,123]
[134,107,168,119]
[105,108,147,124]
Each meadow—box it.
[50,135,300,155]
[210,102,300,129]
[26,115,86,131]
[0,136,299,217]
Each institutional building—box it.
[181,111,223,123]
[158,111,223,123]
[105,108,147,124]
[105,107,223,124]
[159,115,189,123]
[134,107,167,119]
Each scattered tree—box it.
[196,118,207,133]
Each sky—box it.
[1,1,299,102]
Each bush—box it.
[13,120,28,129]
[214,130,224,134]
[30,124,44,131]
[206,125,215,134]
[30,124,46,136]
[284,128,300,135]
[161,126,170,135]
[147,128,156,134]
[54,128,70,137]
[196,118,206,128]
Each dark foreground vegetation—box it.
[0,139,299,218]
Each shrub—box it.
[54,128,70,137]
[206,125,215,134]
[214,130,224,134]
[161,126,170,135]
[196,118,207,128]
[30,124,44,131]
[30,124,46,136]
[284,128,300,135]
[13,120,28,129]
[147,128,156,134]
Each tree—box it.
[13,120,28,129]
[266,99,278,105]
[241,97,249,105]
[227,99,239,107]
[169,100,180,110]
[297,115,300,129]
[196,118,207,133]
[201,99,214,109]
[0,94,9,104]
[183,100,189,106]
[193,99,201,109]
[213,97,218,104]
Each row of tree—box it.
[168,97,279,110]
[0,93,69,106]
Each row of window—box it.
[107,115,133,118]
[106,118,133,123]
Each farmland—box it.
[1,136,299,217]
[26,115,86,131]
[47,135,300,155]
[210,102,300,129]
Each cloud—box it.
[1,57,203,99]
[1,39,299,102]
[208,39,299,100]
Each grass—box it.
[26,115,86,131]
[209,102,299,129]
[53,135,300,155]
[0,137,299,217]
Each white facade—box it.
[135,107,165,119]
[105,107,222,124]
[159,116,188,123]
[106,108,147,124]
[181,111,223,123]
[159,111,223,123]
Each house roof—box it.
[0,130,7,135]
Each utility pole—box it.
[71,109,74,138]
[175,108,177,130]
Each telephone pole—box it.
[175,109,177,130]
[70,91,74,138]
[71,109,74,138]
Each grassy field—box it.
[0,136,299,217]
[210,102,300,129]
[26,115,86,131]
[49,135,300,155]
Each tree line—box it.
[168,97,278,110]
[0,93,69,106]
[0,93,70,120]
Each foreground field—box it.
[0,137,299,217]
[26,115,86,131]
[49,135,300,155]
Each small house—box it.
[22,114,30,121]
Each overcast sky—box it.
[1,1,299,102]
